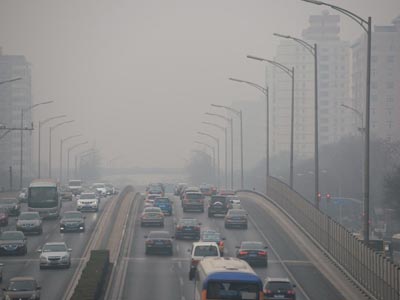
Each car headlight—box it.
[30,294,37,300]
[40,256,47,262]
[61,255,69,260]
[5,295,11,300]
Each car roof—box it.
[192,241,219,247]
[228,208,246,213]
[20,211,39,215]
[44,242,67,246]
[9,276,36,281]
[264,277,291,283]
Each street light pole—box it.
[60,134,81,184]
[20,101,53,188]
[38,115,66,178]
[247,55,295,188]
[205,113,234,189]
[202,121,228,189]
[197,131,220,188]
[302,0,372,242]
[75,149,94,178]
[67,141,88,181]
[0,77,22,85]
[49,120,74,178]
[211,104,244,189]
[229,77,269,194]
[194,141,216,180]
[273,33,319,208]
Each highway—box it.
[0,195,114,300]
[116,191,367,300]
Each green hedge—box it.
[71,250,110,300]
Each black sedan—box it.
[144,231,174,255]
[0,231,27,256]
[0,198,20,217]
[60,211,85,233]
[236,241,268,267]
[175,218,201,240]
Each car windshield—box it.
[207,281,259,299]
[266,281,291,292]
[149,231,170,239]
[64,212,82,219]
[179,219,197,226]
[186,193,203,199]
[202,232,220,241]
[0,198,17,205]
[194,245,219,256]
[211,196,226,204]
[144,207,161,213]
[241,242,263,250]
[42,244,67,252]
[28,187,58,208]
[0,232,24,240]
[8,280,36,291]
[155,198,169,204]
[229,210,246,216]
[80,194,96,199]
[19,213,40,220]
[148,195,159,200]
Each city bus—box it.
[28,179,61,219]
[193,256,263,300]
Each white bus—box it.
[28,179,61,219]
[192,257,263,300]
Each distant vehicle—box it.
[180,186,201,202]
[263,277,296,300]
[175,218,201,240]
[60,186,73,201]
[38,242,72,269]
[200,230,225,256]
[192,257,263,300]
[227,196,241,209]
[219,189,236,196]
[105,183,117,195]
[28,179,61,219]
[0,197,21,217]
[200,184,213,196]
[182,192,205,212]
[144,199,154,208]
[68,179,83,195]
[146,194,160,202]
[188,241,221,280]
[0,231,27,255]
[236,241,268,267]
[208,195,229,217]
[92,183,107,196]
[0,208,8,226]
[59,211,85,233]
[146,183,165,197]
[3,276,41,300]
[140,207,164,227]
[77,192,99,212]
[174,183,187,196]
[18,188,28,203]
[225,209,248,229]
[144,231,174,256]
[154,197,173,216]
[16,212,43,235]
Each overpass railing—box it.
[242,176,400,300]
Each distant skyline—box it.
[0,0,399,169]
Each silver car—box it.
[16,212,43,235]
[38,242,72,269]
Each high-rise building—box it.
[268,11,351,160]
[0,48,32,189]
[351,15,400,142]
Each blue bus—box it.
[193,257,263,300]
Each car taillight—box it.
[264,289,271,295]
[146,240,154,244]
[219,241,224,246]
[176,225,183,230]
[239,251,248,255]
[287,290,295,295]
[258,251,267,256]
[165,240,172,244]
[191,259,199,265]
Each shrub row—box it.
[71,250,110,300]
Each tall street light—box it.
[229,77,269,195]
[274,32,320,209]
[194,141,216,179]
[75,149,95,178]
[211,104,244,189]
[205,112,234,189]
[197,131,220,188]
[38,115,66,178]
[202,121,228,189]
[247,55,295,188]
[49,120,74,178]
[302,0,373,242]
[67,141,88,181]
[20,100,53,188]
[60,134,82,184]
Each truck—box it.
[68,179,83,195]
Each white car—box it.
[188,241,221,280]
[77,192,99,212]
[92,183,107,196]
[38,242,72,269]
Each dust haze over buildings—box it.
[0,0,399,175]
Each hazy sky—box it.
[0,0,399,168]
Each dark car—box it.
[0,208,9,226]
[60,211,85,233]
[16,212,43,235]
[175,218,201,240]
[225,209,248,229]
[60,186,73,201]
[0,231,27,256]
[208,195,228,217]
[144,231,174,255]
[236,241,268,267]
[182,192,205,212]
[3,276,41,300]
[263,277,296,300]
[154,197,173,216]
[0,198,20,217]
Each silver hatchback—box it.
[38,242,72,269]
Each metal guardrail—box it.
[240,176,400,300]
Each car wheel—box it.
[67,262,71,269]
[243,224,248,229]
[208,212,213,218]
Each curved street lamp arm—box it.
[40,115,66,126]
[211,104,240,116]
[247,55,293,78]
[274,33,315,56]
[229,77,267,95]
[204,112,231,123]
[202,121,225,131]
[197,131,218,143]
[51,120,74,131]
[194,141,214,150]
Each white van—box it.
[189,241,221,280]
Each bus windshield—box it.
[207,280,259,299]
[29,187,58,208]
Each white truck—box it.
[68,179,83,195]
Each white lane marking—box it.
[178,260,182,269]
[123,257,189,262]
[176,244,180,251]
[179,277,184,286]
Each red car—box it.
[0,210,8,226]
